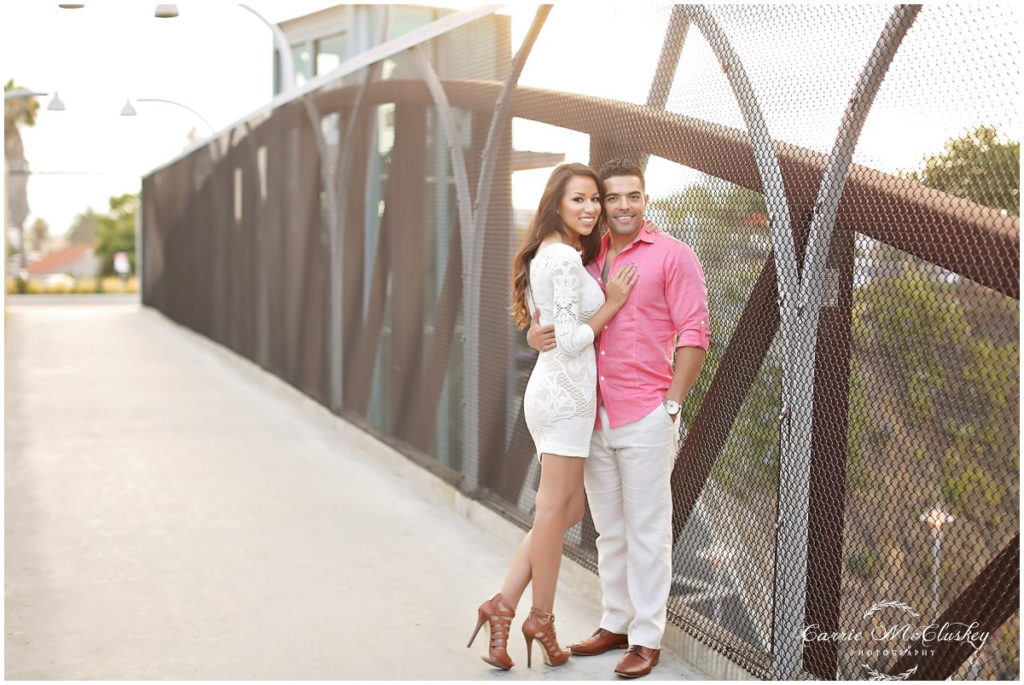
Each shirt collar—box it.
[599,219,657,259]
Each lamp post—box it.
[919,505,954,618]
[120,97,216,136]
[4,90,65,111]
[58,3,296,94]
[151,2,295,92]
[5,89,65,267]
[236,3,295,93]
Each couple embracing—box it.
[468,160,711,678]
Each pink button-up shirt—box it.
[586,221,711,429]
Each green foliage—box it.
[67,208,101,246]
[941,463,993,508]
[657,182,780,494]
[847,550,878,579]
[846,361,893,490]
[905,125,1019,216]
[28,217,49,252]
[941,460,1003,528]
[649,184,767,268]
[707,357,782,493]
[852,246,1017,528]
[845,123,1020,623]
[4,79,40,134]
[94,193,138,277]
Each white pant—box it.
[585,405,677,649]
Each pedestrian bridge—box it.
[12,3,1021,681]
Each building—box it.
[24,243,100,283]
[276,5,457,94]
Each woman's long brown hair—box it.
[510,163,604,329]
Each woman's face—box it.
[558,175,601,243]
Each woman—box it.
[468,163,638,670]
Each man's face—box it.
[602,175,648,238]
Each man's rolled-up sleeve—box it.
[667,244,711,350]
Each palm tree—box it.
[4,79,40,268]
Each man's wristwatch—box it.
[663,399,682,417]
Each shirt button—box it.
[600,350,605,355]
[600,376,605,381]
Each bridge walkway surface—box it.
[4,296,712,681]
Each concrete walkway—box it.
[4,297,711,680]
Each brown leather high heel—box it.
[521,607,570,668]
[467,593,515,670]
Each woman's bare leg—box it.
[498,460,586,610]
[528,454,585,613]
[498,530,533,609]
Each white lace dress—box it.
[523,243,605,458]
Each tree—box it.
[650,182,779,495]
[28,217,49,253]
[67,208,101,246]
[4,80,40,267]
[845,127,1020,677]
[94,193,138,277]
[905,125,1019,216]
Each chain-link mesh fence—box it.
[141,4,1019,679]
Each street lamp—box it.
[154,4,178,18]
[66,2,296,92]
[154,3,296,93]
[919,505,954,618]
[120,97,216,136]
[4,90,65,111]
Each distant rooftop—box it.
[26,244,93,276]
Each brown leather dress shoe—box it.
[569,628,629,656]
[614,645,660,678]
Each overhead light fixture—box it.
[58,3,85,8]
[154,3,179,18]
[120,98,137,117]
[47,92,65,111]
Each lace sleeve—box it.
[549,249,596,355]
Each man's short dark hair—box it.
[598,159,645,190]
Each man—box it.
[527,159,710,678]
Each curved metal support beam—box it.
[301,77,1018,299]
[241,121,272,370]
[797,5,922,311]
[293,71,335,243]
[647,6,690,110]
[472,6,552,229]
[297,84,335,306]
[769,5,921,679]
[638,5,690,172]
[409,46,474,258]
[462,4,552,494]
[327,5,392,411]
[683,5,798,309]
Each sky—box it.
[3,1,1019,240]
[1,0,331,236]
[1,0,487,238]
